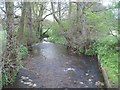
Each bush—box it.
[85,42,98,56]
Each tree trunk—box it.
[51,2,66,36]
[76,2,81,33]
[36,3,44,42]
[2,1,18,84]
[58,2,61,20]
[81,3,87,39]
[26,2,33,51]
[17,2,26,44]
[4,1,17,60]
[80,3,90,51]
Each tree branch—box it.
[43,26,51,35]
[41,5,67,21]
[0,7,6,14]
[91,6,118,12]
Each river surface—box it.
[5,42,105,88]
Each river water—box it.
[4,42,105,88]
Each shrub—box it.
[18,45,28,60]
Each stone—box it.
[24,82,32,85]
[28,79,32,82]
[85,73,89,76]
[20,80,24,83]
[79,82,84,84]
[32,83,37,87]
[88,79,92,82]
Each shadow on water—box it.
[4,41,106,88]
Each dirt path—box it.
[6,42,105,88]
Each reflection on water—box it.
[64,68,75,72]
[42,38,50,43]
[42,41,50,43]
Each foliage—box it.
[2,66,18,86]
[22,27,38,44]
[86,8,117,36]
[1,1,119,88]
[18,45,28,60]
[81,35,118,87]
[84,42,98,56]
[48,35,65,44]
[47,22,59,36]
[2,45,28,86]
[47,21,66,44]
[84,4,118,87]
[97,36,118,87]
[0,31,28,86]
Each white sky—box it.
[102,0,112,6]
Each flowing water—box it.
[5,42,105,88]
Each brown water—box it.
[4,42,105,88]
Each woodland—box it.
[0,0,119,88]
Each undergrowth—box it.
[2,45,28,86]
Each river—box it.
[4,42,105,88]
